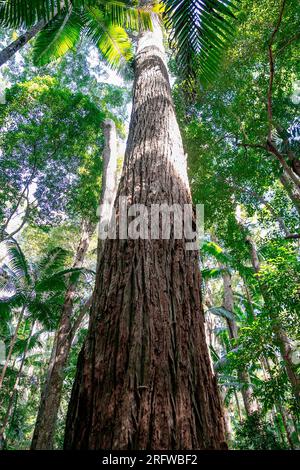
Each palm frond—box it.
[33,7,82,65]
[202,240,232,264]
[36,246,69,277]
[15,328,44,354]
[0,294,25,319]
[83,6,133,68]
[163,0,237,84]
[201,266,224,280]
[6,240,31,287]
[28,299,57,329]
[35,267,84,292]
[103,0,152,31]
[0,0,69,28]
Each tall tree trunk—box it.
[31,220,93,450]
[221,269,258,416]
[0,20,45,67]
[64,21,226,450]
[245,236,300,401]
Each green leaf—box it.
[83,6,133,69]
[33,8,82,66]
[163,0,238,84]
[0,0,68,28]
[35,267,85,292]
[36,246,69,277]
[201,266,224,279]
[6,241,31,287]
[0,294,24,319]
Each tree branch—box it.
[267,0,286,139]
[275,32,300,56]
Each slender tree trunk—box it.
[273,409,287,447]
[204,290,232,440]
[220,388,232,442]
[233,390,243,424]
[97,118,118,268]
[245,236,300,401]
[64,21,226,450]
[0,306,25,390]
[0,20,46,67]
[221,269,258,416]
[31,220,93,450]
[277,403,295,449]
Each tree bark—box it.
[266,140,300,191]
[31,220,93,450]
[64,22,226,450]
[0,20,46,67]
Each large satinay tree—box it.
[0,0,237,449]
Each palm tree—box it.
[0,240,85,446]
[1,0,237,449]
[0,241,84,388]
[0,0,151,67]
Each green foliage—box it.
[0,75,104,229]
[81,6,133,69]
[0,241,82,331]
[0,0,299,452]
[233,411,286,450]
[0,1,152,68]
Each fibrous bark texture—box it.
[64,23,226,450]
